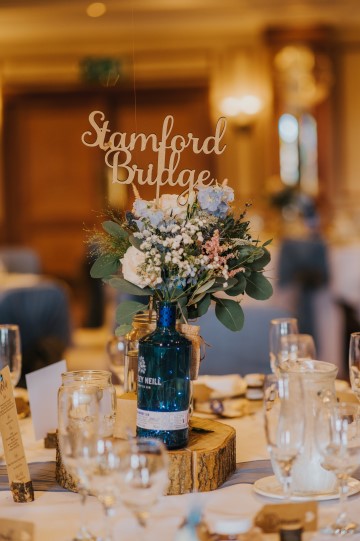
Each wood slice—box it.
[55,417,236,495]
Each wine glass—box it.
[117,438,169,534]
[0,324,22,387]
[263,373,305,500]
[106,335,126,386]
[269,318,299,373]
[349,332,360,401]
[315,402,360,535]
[279,333,316,363]
[85,438,131,541]
[57,383,100,541]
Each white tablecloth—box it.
[2,414,360,540]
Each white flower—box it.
[156,193,188,219]
[120,246,148,288]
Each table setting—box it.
[2,119,360,541]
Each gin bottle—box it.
[136,301,191,449]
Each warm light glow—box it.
[279,114,299,143]
[239,95,262,115]
[86,2,107,17]
[220,94,262,118]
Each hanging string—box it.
[131,0,138,134]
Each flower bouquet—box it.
[89,182,272,335]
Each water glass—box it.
[263,373,305,500]
[279,333,316,362]
[349,332,360,401]
[315,402,360,535]
[269,318,299,373]
[0,324,22,387]
[58,383,100,541]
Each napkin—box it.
[194,374,246,400]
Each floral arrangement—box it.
[89,182,272,335]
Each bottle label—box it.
[137,409,189,431]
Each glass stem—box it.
[282,472,292,502]
[336,475,349,526]
[101,505,114,541]
[75,489,93,540]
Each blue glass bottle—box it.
[136,301,191,449]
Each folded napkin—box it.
[194,374,246,400]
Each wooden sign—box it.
[0,366,34,503]
[82,112,228,200]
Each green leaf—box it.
[108,277,152,296]
[263,238,273,247]
[206,277,237,294]
[192,279,215,297]
[245,272,273,300]
[249,248,271,271]
[115,324,132,336]
[214,298,244,331]
[188,292,206,306]
[225,274,246,296]
[175,295,188,319]
[102,220,128,239]
[90,254,120,279]
[196,294,211,317]
[129,234,142,250]
[116,300,148,325]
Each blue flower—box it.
[197,185,234,217]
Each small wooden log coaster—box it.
[55,416,236,496]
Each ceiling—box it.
[1,0,360,87]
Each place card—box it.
[255,501,318,533]
[26,359,67,440]
[0,518,34,540]
[0,366,34,503]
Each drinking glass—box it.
[349,332,360,401]
[0,324,22,387]
[279,333,316,363]
[106,335,126,386]
[315,402,360,535]
[60,370,117,437]
[263,373,305,500]
[57,383,100,541]
[117,438,169,533]
[85,439,130,541]
[269,318,299,373]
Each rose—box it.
[157,193,188,218]
[120,246,147,288]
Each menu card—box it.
[0,365,34,503]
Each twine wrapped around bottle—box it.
[178,323,205,381]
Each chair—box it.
[198,302,293,376]
[0,282,73,386]
[0,247,41,274]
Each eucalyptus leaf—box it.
[206,277,237,294]
[115,324,132,336]
[225,274,246,296]
[102,220,128,239]
[129,234,143,250]
[214,298,244,332]
[249,248,271,271]
[90,254,120,279]
[108,277,152,296]
[196,294,211,317]
[245,272,273,300]
[188,292,206,306]
[116,300,148,325]
[193,279,215,297]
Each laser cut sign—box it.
[81,111,227,200]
